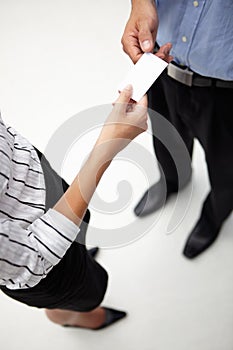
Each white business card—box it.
[118,53,168,102]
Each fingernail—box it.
[141,40,151,50]
[124,84,132,91]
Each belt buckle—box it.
[167,63,193,87]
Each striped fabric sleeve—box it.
[0,209,79,289]
[28,209,79,266]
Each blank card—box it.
[118,53,168,102]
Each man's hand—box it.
[155,42,173,63]
[121,0,158,63]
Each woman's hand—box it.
[95,85,148,156]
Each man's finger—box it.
[157,42,172,56]
[122,35,144,63]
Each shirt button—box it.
[193,1,199,7]
[182,36,187,42]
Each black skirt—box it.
[0,148,108,312]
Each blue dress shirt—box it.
[155,0,233,80]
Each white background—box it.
[0,1,233,349]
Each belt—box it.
[167,62,233,88]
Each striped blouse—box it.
[0,114,79,290]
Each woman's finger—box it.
[115,85,133,104]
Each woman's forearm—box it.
[53,85,148,228]
[53,143,113,226]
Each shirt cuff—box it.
[28,208,80,266]
[47,208,80,233]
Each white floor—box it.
[0,1,233,350]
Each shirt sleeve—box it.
[0,209,79,290]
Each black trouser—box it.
[149,71,233,229]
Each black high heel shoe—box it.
[95,307,127,330]
[88,247,99,259]
[63,307,127,330]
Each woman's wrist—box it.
[91,140,118,166]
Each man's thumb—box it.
[138,23,154,52]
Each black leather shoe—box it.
[183,216,221,259]
[88,247,99,259]
[134,179,175,217]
